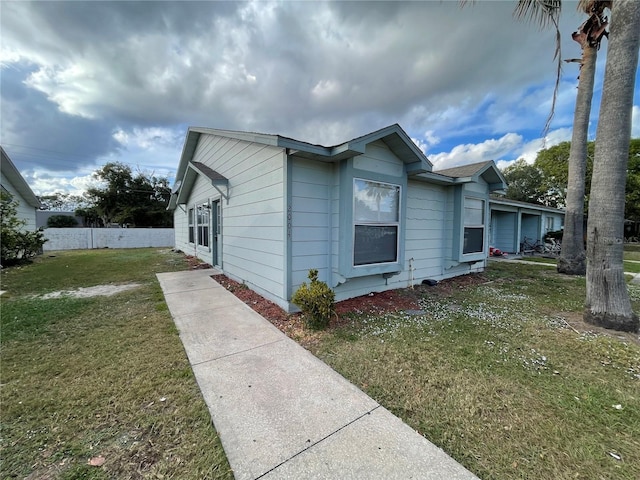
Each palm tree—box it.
[557,1,609,275]
[584,0,639,332]
[502,1,638,330]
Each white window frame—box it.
[188,208,195,244]
[463,197,485,255]
[352,178,401,267]
[196,204,210,248]
[545,216,554,232]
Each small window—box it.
[197,205,209,247]
[546,217,554,232]
[463,198,484,254]
[216,202,221,235]
[353,179,400,266]
[188,208,194,243]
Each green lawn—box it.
[0,249,232,479]
[514,244,640,273]
[624,243,640,261]
[303,262,640,480]
[3,248,638,479]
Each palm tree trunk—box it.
[584,0,640,332]
[558,45,597,275]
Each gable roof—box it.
[435,161,493,178]
[171,124,433,208]
[174,124,431,187]
[1,147,42,208]
[170,125,508,207]
[174,161,229,207]
[436,160,506,192]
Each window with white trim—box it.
[353,179,400,266]
[188,208,194,243]
[197,205,209,247]
[545,216,554,232]
[463,197,484,254]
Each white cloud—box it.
[411,137,428,154]
[2,0,637,198]
[24,170,96,197]
[311,79,342,102]
[430,133,524,170]
[113,126,182,151]
[632,105,640,138]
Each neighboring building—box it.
[1,146,41,230]
[489,196,565,254]
[169,124,507,311]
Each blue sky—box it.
[1,1,638,196]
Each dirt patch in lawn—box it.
[559,310,640,346]
[40,283,142,299]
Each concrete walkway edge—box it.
[157,269,479,480]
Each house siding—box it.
[290,157,332,294]
[491,210,518,253]
[172,125,509,311]
[1,170,37,231]
[521,213,542,245]
[330,141,407,301]
[173,134,287,307]
[489,200,565,253]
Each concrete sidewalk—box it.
[157,269,478,480]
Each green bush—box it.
[46,214,78,227]
[291,269,335,330]
[1,192,47,266]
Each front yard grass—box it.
[304,262,640,480]
[0,249,232,479]
[511,244,640,273]
[4,248,638,479]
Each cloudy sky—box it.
[1,1,639,197]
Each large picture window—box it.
[463,197,484,254]
[353,179,400,266]
[197,205,209,248]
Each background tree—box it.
[584,0,639,332]
[625,139,640,229]
[75,206,102,228]
[38,192,89,212]
[534,141,570,205]
[85,162,173,227]
[533,139,639,220]
[502,159,549,206]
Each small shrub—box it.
[47,215,78,228]
[1,192,47,266]
[291,269,335,330]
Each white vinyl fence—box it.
[43,228,174,251]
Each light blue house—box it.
[169,124,507,311]
[489,196,565,254]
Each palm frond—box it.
[513,1,563,141]
[542,19,563,142]
[513,0,562,29]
